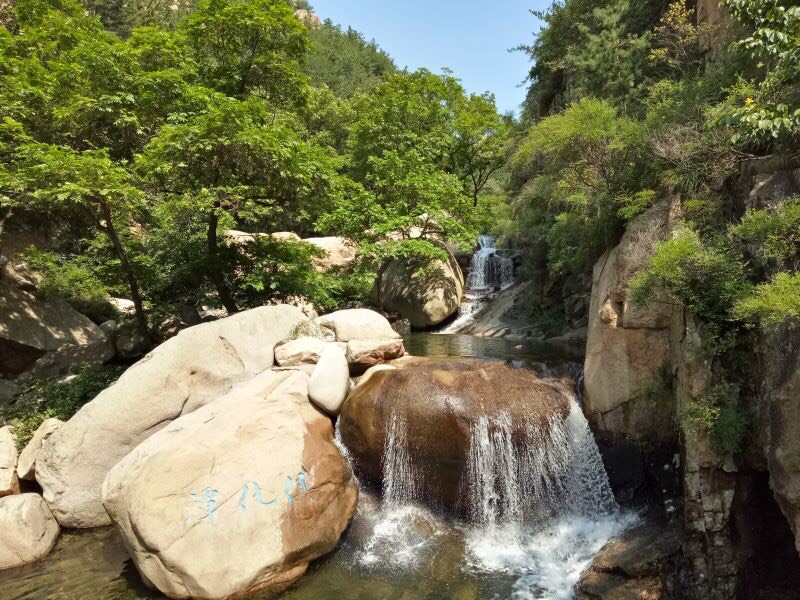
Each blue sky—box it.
[312,1,551,115]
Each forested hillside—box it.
[0,0,508,344]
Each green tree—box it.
[183,0,308,102]
[138,98,342,313]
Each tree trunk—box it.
[99,201,153,345]
[207,208,238,314]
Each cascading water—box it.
[440,235,516,334]
[355,395,635,599]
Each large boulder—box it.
[0,426,18,497]
[315,309,401,342]
[375,250,465,328]
[0,278,114,379]
[304,237,358,271]
[308,344,350,414]
[0,494,60,570]
[36,305,307,528]
[17,418,62,482]
[339,358,571,513]
[102,369,358,599]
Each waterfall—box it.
[382,412,420,505]
[440,235,515,334]
[461,399,617,525]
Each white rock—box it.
[315,309,401,342]
[0,426,18,498]
[102,370,358,599]
[36,305,307,528]
[304,237,358,271]
[17,419,62,482]
[0,494,60,570]
[108,297,136,316]
[308,344,350,414]
[275,336,326,367]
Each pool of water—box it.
[0,334,634,600]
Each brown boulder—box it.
[338,358,571,513]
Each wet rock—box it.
[37,305,307,528]
[375,251,465,328]
[339,358,571,513]
[0,494,60,570]
[102,370,357,599]
[0,426,19,497]
[308,343,350,414]
[17,418,62,482]
[316,309,401,342]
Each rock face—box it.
[375,251,465,328]
[583,201,680,499]
[304,237,358,271]
[0,494,60,570]
[0,379,19,406]
[339,358,571,512]
[0,426,19,497]
[37,305,307,528]
[0,278,114,379]
[17,418,62,482]
[308,344,350,415]
[102,369,358,600]
[316,309,401,342]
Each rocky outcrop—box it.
[102,369,357,599]
[0,426,18,498]
[583,201,681,500]
[36,305,307,528]
[339,357,571,513]
[17,418,62,482]
[0,494,60,570]
[0,278,114,379]
[0,379,20,406]
[376,250,465,328]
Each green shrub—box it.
[630,227,749,352]
[22,248,116,323]
[681,382,749,456]
[734,272,800,329]
[0,365,124,449]
[729,197,800,269]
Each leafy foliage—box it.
[681,382,749,456]
[0,365,124,448]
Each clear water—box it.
[0,333,635,600]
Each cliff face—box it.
[583,164,800,598]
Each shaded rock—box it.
[0,279,114,379]
[0,426,18,497]
[113,320,150,360]
[316,309,401,342]
[0,494,60,570]
[376,250,465,328]
[37,305,307,528]
[339,358,571,512]
[308,343,350,414]
[304,237,358,271]
[0,379,19,406]
[275,337,326,367]
[102,370,358,600]
[579,571,662,600]
[17,418,62,482]
[346,339,405,374]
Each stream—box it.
[0,333,635,600]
